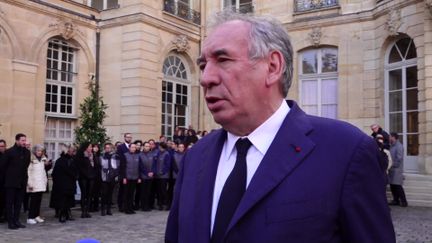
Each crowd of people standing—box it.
[0,127,207,229]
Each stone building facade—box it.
[0,0,431,204]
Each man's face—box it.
[104,144,112,154]
[124,134,132,144]
[17,136,27,147]
[143,143,150,152]
[371,125,379,133]
[0,142,6,153]
[129,144,137,153]
[178,144,185,153]
[149,141,155,149]
[390,136,396,144]
[198,21,269,131]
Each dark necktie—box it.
[211,138,252,243]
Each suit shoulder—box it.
[305,115,372,149]
[307,115,366,137]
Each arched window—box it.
[44,39,77,160]
[385,37,418,172]
[162,55,190,138]
[299,47,338,119]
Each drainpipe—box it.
[95,28,101,98]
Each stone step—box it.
[388,173,432,207]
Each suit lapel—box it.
[226,101,316,234]
[194,130,227,243]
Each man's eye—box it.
[217,57,229,62]
[198,63,206,71]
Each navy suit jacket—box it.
[166,100,395,243]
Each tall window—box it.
[385,37,418,171]
[162,55,190,138]
[223,0,253,13]
[87,0,118,10]
[46,39,75,115]
[45,39,76,160]
[299,48,338,119]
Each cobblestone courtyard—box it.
[0,202,430,243]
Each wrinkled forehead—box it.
[203,20,251,52]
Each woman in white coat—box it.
[27,144,48,224]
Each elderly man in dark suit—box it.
[165,11,395,243]
[0,134,31,230]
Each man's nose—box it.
[199,62,220,88]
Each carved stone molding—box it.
[172,35,190,53]
[426,0,432,16]
[49,19,78,40]
[386,9,402,36]
[309,27,322,47]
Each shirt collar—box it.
[225,100,290,160]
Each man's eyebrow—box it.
[196,49,229,65]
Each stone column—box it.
[423,6,432,174]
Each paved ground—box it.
[0,197,430,243]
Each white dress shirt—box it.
[210,100,290,233]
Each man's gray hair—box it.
[209,11,294,97]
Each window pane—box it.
[91,0,104,10]
[321,79,337,104]
[389,112,403,133]
[407,111,418,133]
[396,38,410,59]
[406,89,418,110]
[301,80,317,105]
[389,46,402,63]
[107,0,118,8]
[177,105,186,116]
[407,134,419,156]
[389,69,402,90]
[178,117,185,127]
[406,40,417,59]
[302,50,317,74]
[406,66,418,88]
[321,48,338,73]
[321,104,337,119]
[389,91,402,112]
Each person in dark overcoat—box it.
[75,142,97,218]
[49,145,78,223]
[0,133,31,229]
[388,132,408,207]
[0,139,7,223]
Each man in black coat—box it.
[0,134,31,229]
[116,133,132,212]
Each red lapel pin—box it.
[293,145,301,152]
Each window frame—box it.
[161,55,191,138]
[384,38,419,171]
[221,0,254,13]
[298,48,339,119]
[45,39,77,118]
[87,0,119,10]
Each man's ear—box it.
[265,50,284,87]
